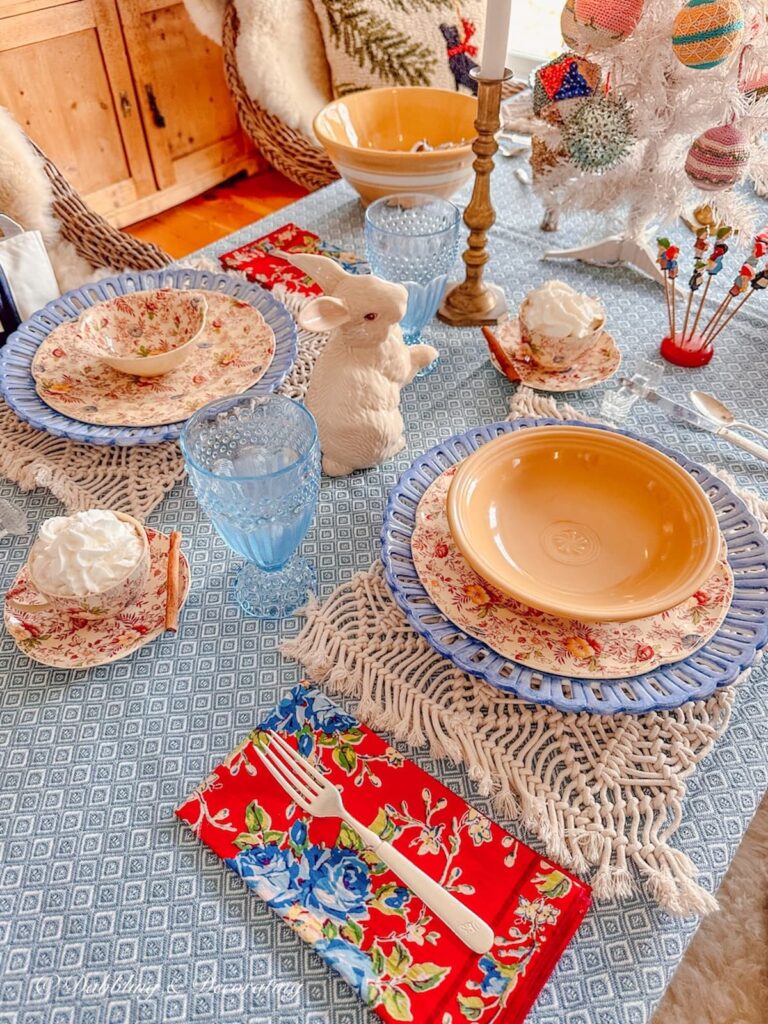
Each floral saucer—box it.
[31,291,275,427]
[492,318,621,392]
[411,466,733,680]
[4,528,190,668]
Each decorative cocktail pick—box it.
[681,229,709,343]
[656,237,678,339]
[702,227,768,343]
[706,264,768,345]
[687,225,732,343]
[666,245,680,341]
[656,238,671,333]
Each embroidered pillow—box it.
[310,0,486,97]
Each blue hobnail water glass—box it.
[181,394,320,618]
[364,193,460,371]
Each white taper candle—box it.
[480,0,512,79]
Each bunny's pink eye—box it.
[363,312,377,321]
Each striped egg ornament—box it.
[685,123,750,191]
[672,0,745,70]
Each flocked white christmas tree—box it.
[506,0,768,283]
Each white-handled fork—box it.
[254,731,495,955]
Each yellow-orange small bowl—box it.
[446,427,720,622]
[314,87,477,206]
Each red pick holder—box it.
[660,332,714,367]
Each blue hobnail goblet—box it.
[364,193,460,373]
[181,394,320,618]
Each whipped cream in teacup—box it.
[29,509,144,597]
[522,281,604,339]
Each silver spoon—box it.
[690,390,768,443]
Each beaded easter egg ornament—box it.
[573,0,645,50]
[685,123,750,190]
[672,0,745,70]
[532,52,602,125]
[562,93,635,171]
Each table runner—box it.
[283,387,767,917]
[2,177,767,1024]
[0,273,325,520]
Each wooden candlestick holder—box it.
[438,67,512,327]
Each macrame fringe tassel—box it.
[0,450,101,516]
[32,464,98,514]
[282,589,720,916]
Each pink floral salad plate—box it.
[491,318,621,392]
[30,290,276,427]
[410,465,734,680]
[3,527,190,668]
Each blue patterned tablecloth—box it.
[1,171,767,1024]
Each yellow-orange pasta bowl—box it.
[314,87,478,206]
[446,427,720,622]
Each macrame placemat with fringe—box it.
[0,283,324,520]
[283,387,768,917]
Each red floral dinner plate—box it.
[412,464,733,679]
[31,291,275,427]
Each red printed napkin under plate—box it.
[176,684,591,1023]
[219,222,369,295]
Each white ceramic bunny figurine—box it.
[280,252,438,476]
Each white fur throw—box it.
[183,0,333,140]
[0,107,101,292]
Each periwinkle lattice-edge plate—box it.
[0,268,298,446]
[381,418,768,715]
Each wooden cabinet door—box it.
[0,0,156,220]
[118,0,258,199]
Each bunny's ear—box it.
[275,251,350,295]
[297,296,351,332]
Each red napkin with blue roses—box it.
[176,684,591,1022]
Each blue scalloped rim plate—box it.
[0,268,297,446]
[381,418,768,715]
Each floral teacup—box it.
[79,289,207,377]
[518,297,605,371]
[5,512,151,621]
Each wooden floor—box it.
[124,170,308,259]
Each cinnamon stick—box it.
[165,530,182,632]
[482,326,521,382]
